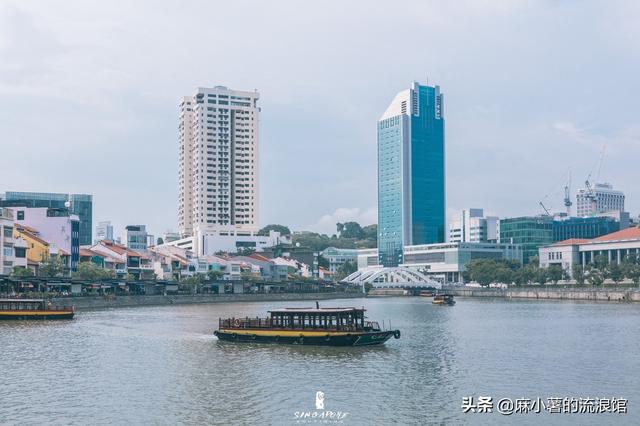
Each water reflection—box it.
[1,297,639,425]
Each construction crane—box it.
[563,171,572,216]
[581,147,606,217]
[584,179,598,216]
[539,201,551,216]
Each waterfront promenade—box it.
[50,291,363,311]
[448,286,640,303]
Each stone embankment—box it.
[53,292,364,311]
[449,287,640,302]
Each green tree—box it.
[38,255,66,277]
[547,264,563,284]
[12,266,34,278]
[572,264,586,285]
[237,247,256,256]
[623,262,640,286]
[607,262,624,285]
[335,260,358,281]
[362,224,377,240]
[207,270,224,281]
[182,274,205,294]
[587,267,605,286]
[257,224,291,236]
[465,259,498,287]
[317,255,330,269]
[337,222,364,239]
[535,267,548,285]
[495,266,513,285]
[592,254,608,271]
[241,270,261,282]
[513,265,535,286]
[72,262,115,280]
[292,232,332,251]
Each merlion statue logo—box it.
[315,391,325,410]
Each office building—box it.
[126,225,149,251]
[12,206,80,271]
[353,242,522,284]
[449,208,499,243]
[162,231,181,243]
[178,85,260,255]
[95,221,114,243]
[378,82,445,267]
[163,230,290,255]
[320,247,359,273]
[576,183,625,217]
[0,192,92,246]
[552,216,621,242]
[499,216,553,263]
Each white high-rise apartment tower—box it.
[178,86,260,254]
[576,183,625,217]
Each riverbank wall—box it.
[449,287,640,303]
[53,292,364,311]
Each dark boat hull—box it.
[0,311,74,320]
[214,329,399,346]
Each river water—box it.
[1,297,638,425]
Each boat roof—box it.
[269,307,364,314]
[0,299,45,303]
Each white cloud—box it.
[1,0,640,234]
[305,207,377,236]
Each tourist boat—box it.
[420,290,434,297]
[214,305,401,346]
[432,294,455,306]
[0,299,75,320]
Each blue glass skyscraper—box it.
[378,82,445,267]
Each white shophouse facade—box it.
[540,227,640,277]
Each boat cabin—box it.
[433,294,455,305]
[0,299,50,311]
[220,307,381,332]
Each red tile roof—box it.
[80,248,99,257]
[96,240,142,257]
[17,230,50,247]
[248,253,271,262]
[98,240,128,255]
[593,226,640,242]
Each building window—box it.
[17,211,24,220]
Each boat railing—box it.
[0,301,74,312]
[219,317,273,329]
[219,317,364,331]
[364,321,380,331]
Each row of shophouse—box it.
[0,206,332,283]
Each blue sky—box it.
[1,0,639,239]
